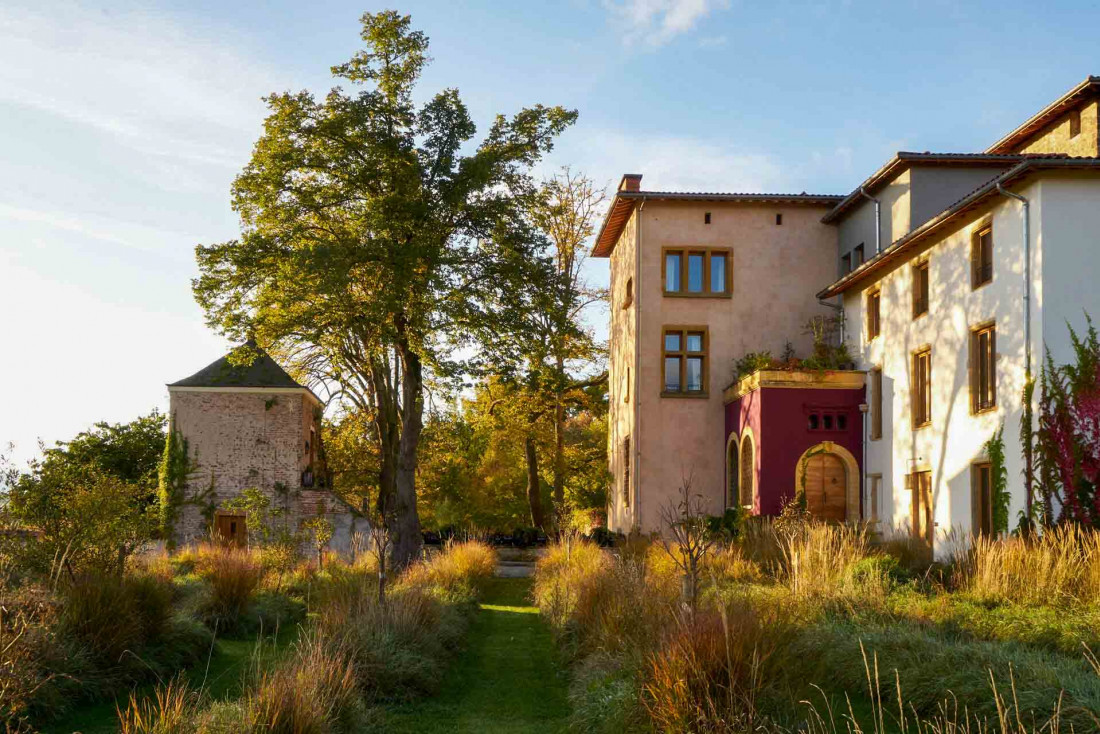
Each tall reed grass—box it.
[535,524,1100,734]
[962,525,1100,606]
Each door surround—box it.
[793,441,860,523]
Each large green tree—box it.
[193,11,575,567]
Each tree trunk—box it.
[392,328,424,570]
[368,353,399,521]
[552,355,566,527]
[525,435,545,529]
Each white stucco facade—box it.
[844,174,1100,557]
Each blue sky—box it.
[1,0,1096,464]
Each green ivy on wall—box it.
[156,421,193,546]
[985,425,1011,535]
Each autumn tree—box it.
[485,169,607,528]
[192,11,575,567]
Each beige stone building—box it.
[167,343,361,553]
[596,177,844,531]
[598,76,1100,546]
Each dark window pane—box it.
[687,253,704,292]
[710,253,726,293]
[808,414,819,430]
[664,357,681,391]
[664,333,681,352]
[665,253,681,292]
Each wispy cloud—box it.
[558,128,784,194]
[603,0,730,46]
[0,202,200,262]
[0,2,276,192]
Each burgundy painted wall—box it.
[725,385,864,516]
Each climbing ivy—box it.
[156,421,193,546]
[984,425,1011,535]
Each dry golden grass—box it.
[116,677,198,734]
[196,546,262,631]
[243,632,365,732]
[963,525,1100,606]
[400,539,495,599]
[702,544,764,584]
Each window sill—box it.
[971,405,997,416]
[912,310,929,321]
[661,391,709,399]
[663,291,732,299]
[971,278,993,292]
[912,420,932,431]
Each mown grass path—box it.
[384,576,571,733]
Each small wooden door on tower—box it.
[215,513,248,548]
[805,452,848,522]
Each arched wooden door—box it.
[805,453,847,522]
[739,439,754,508]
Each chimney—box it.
[619,173,642,192]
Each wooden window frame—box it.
[911,347,932,429]
[870,366,883,440]
[662,248,732,298]
[622,277,634,309]
[912,260,929,319]
[661,325,709,398]
[971,223,993,290]
[841,252,852,276]
[971,461,993,536]
[969,322,997,414]
[1069,109,1082,139]
[867,288,881,341]
[853,244,865,269]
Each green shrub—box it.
[705,507,744,542]
[733,351,774,381]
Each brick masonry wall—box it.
[169,389,360,553]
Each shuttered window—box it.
[913,261,929,318]
[867,289,881,340]
[972,462,993,536]
[970,324,996,412]
[912,348,932,428]
[972,226,993,289]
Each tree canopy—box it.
[193,11,576,566]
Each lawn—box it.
[382,577,571,733]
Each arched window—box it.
[726,436,739,508]
[740,435,754,507]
